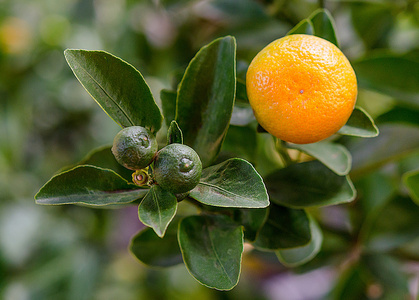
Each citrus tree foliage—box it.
[33,5,419,297]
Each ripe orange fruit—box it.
[246,34,357,144]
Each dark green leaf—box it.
[309,9,339,46]
[288,141,352,175]
[403,169,419,205]
[138,185,177,237]
[35,165,148,206]
[160,89,177,128]
[276,216,322,267]
[64,49,163,132]
[189,158,269,208]
[353,55,419,107]
[176,36,237,167]
[287,19,314,35]
[253,204,311,250]
[129,219,182,267]
[338,107,379,137]
[167,120,183,145]
[233,208,268,242]
[266,161,356,208]
[73,145,132,182]
[178,214,243,290]
[221,125,257,162]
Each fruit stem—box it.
[275,139,294,167]
[318,0,325,8]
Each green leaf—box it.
[353,55,419,107]
[167,120,183,145]
[221,125,258,162]
[338,107,379,137]
[176,36,237,167]
[309,9,339,46]
[160,89,177,128]
[189,158,269,208]
[403,169,419,205]
[253,204,311,250]
[178,214,243,290]
[71,145,132,182]
[276,216,323,267]
[64,49,163,132]
[233,208,268,242]
[138,185,178,238]
[35,165,148,206]
[129,219,182,267]
[287,19,314,35]
[265,161,356,208]
[288,141,352,175]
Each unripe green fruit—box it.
[153,143,202,194]
[111,126,158,170]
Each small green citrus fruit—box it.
[153,143,202,194]
[112,126,158,170]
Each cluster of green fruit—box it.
[111,126,202,196]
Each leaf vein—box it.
[75,59,135,126]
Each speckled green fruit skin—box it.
[153,143,202,194]
[111,126,158,170]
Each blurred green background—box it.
[1,0,419,299]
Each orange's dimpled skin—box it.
[246,34,357,144]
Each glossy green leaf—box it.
[129,219,182,267]
[288,141,352,175]
[338,107,379,137]
[276,216,323,267]
[35,165,148,206]
[167,120,183,145]
[178,214,243,290]
[176,36,237,167]
[253,204,311,250]
[64,49,163,132]
[233,208,268,242]
[287,19,314,35]
[403,169,419,205]
[265,161,356,208]
[309,9,339,46]
[353,55,419,107]
[70,145,132,182]
[160,89,177,128]
[189,158,269,208]
[138,185,177,238]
